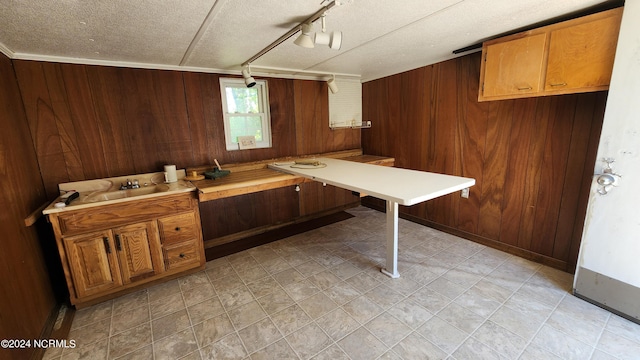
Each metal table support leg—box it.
[381,200,400,278]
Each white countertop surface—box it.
[268,158,475,206]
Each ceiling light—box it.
[315,31,342,50]
[294,23,315,48]
[327,74,339,94]
[242,67,256,88]
[314,14,342,50]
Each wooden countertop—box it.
[189,150,394,202]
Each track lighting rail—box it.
[241,1,337,67]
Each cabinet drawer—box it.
[158,212,199,246]
[164,241,201,270]
[57,193,195,235]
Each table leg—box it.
[381,200,400,278]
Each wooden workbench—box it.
[188,150,394,202]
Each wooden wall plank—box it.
[478,100,513,239]
[499,98,537,245]
[85,66,137,176]
[13,62,66,198]
[455,54,488,234]
[43,63,86,182]
[517,96,552,250]
[59,64,109,180]
[531,95,577,256]
[553,93,597,260]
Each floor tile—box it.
[315,308,360,341]
[417,315,468,354]
[108,323,152,359]
[193,313,235,348]
[338,326,388,360]
[597,329,640,360]
[531,324,594,360]
[297,292,338,319]
[270,304,312,335]
[226,300,267,330]
[153,327,198,360]
[250,338,298,360]
[187,296,225,325]
[392,332,447,359]
[286,323,333,359]
[152,309,191,341]
[365,311,412,347]
[237,317,281,354]
[199,333,247,360]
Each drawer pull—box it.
[517,86,533,91]
[115,234,122,251]
[179,253,186,258]
[550,82,567,87]
[175,227,181,231]
[103,237,111,254]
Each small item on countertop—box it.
[61,191,80,205]
[204,167,231,180]
[54,202,66,208]
[214,158,223,170]
[184,170,205,181]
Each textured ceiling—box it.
[0,0,615,82]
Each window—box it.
[219,78,271,151]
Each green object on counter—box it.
[204,168,231,179]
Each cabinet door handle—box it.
[549,82,567,87]
[175,227,181,232]
[103,237,111,254]
[115,234,122,251]
[179,253,186,258]
[517,86,533,91]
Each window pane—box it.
[225,87,259,113]
[229,116,263,142]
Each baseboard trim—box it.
[362,202,569,272]
[30,303,75,360]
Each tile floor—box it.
[44,206,640,360]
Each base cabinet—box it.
[48,193,205,307]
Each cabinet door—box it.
[63,230,123,298]
[113,221,164,284]
[481,33,548,99]
[545,12,622,92]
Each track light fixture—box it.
[240,1,339,68]
[294,23,315,48]
[294,13,342,50]
[314,14,342,50]
[327,74,339,94]
[242,66,256,88]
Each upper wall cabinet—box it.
[478,7,623,102]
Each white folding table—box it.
[268,158,475,278]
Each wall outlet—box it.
[238,136,257,150]
[461,188,470,198]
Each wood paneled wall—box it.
[362,52,605,272]
[0,55,57,360]
[14,60,361,246]
[14,61,361,200]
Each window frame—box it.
[219,77,272,151]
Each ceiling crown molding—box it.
[0,42,14,58]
